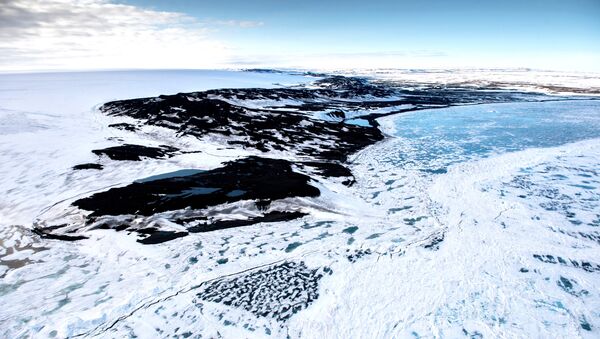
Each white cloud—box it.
[0,0,236,71]
[212,20,264,28]
[3,1,594,72]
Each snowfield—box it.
[1,69,599,338]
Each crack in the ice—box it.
[493,206,513,221]
[72,254,318,337]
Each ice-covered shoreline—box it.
[1,69,600,338]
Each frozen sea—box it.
[1,70,600,338]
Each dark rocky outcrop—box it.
[72,163,103,170]
[92,144,179,161]
[107,122,137,132]
[74,157,319,218]
[35,157,321,243]
[100,93,384,162]
[49,74,558,243]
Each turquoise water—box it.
[384,100,600,172]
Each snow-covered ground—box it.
[340,68,600,95]
[1,69,599,338]
[0,70,316,226]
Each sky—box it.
[1,0,599,72]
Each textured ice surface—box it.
[377,100,600,172]
[1,70,600,338]
[197,261,328,322]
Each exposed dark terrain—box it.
[73,163,103,170]
[35,73,563,243]
[92,144,179,161]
